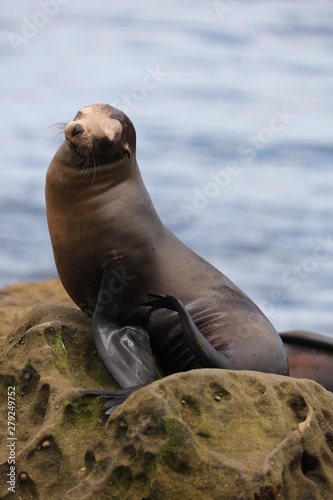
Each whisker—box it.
[77,149,92,184]
[78,161,88,183]
[90,150,99,187]
[48,121,69,141]
[68,146,99,185]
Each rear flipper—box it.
[144,293,232,369]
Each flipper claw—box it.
[140,293,180,311]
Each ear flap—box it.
[123,143,131,159]
[109,106,137,155]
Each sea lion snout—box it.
[64,121,86,143]
[71,124,84,137]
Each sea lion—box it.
[46,103,289,413]
[280,330,333,392]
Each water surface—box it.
[0,0,332,335]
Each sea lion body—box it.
[46,103,289,409]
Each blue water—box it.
[0,0,332,335]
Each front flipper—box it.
[144,293,232,369]
[82,386,142,415]
[91,319,155,389]
[83,271,156,414]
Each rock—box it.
[0,280,75,339]
[0,282,333,499]
[0,302,117,500]
[64,371,333,500]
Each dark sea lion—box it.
[46,103,289,413]
[279,330,333,392]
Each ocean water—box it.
[0,0,332,335]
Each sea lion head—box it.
[63,103,136,166]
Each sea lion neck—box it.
[48,139,138,191]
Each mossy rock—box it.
[0,283,333,499]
